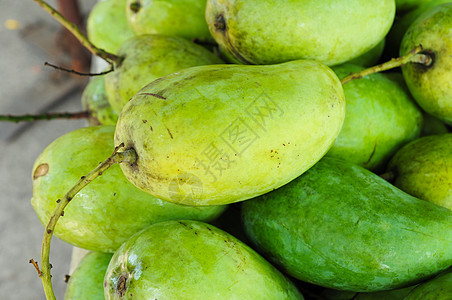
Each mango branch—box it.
[0,111,90,123]
[35,143,137,300]
[341,45,431,85]
[32,0,120,66]
[44,62,114,76]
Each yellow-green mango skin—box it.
[326,65,423,172]
[114,60,345,206]
[241,157,452,292]
[104,34,223,114]
[206,0,395,66]
[386,133,452,210]
[81,76,118,126]
[400,3,452,125]
[64,252,113,300]
[405,268,452,299]
[104,220,304,299]
[31,126,226,253]
[87,0,135,55]
[126,0,212,41]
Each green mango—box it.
[327,65,423,172]
[81,75,118,126]
[31,126,226,253]
[104,220,304,299]
[87,0,135,55]
[386,133,452,210]
[114,59,345,206]
[400,3,452,125]
[126,0,212,42]
[64,251,113,300]
[404,268,452,299]
[104,34,223,113]
[241,157,452,292]
[206,0,395,66]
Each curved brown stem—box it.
[33,144,137,300]
[341,45,431,85]
[0,111,90,123]
[33,0,120,66]
[44,62,114,76]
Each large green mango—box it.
[31,126,226,253]
[242,157,452,292]
[206,0,395,66]
[115,60,345,206]
[104,220,303,299]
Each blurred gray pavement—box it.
[0,0,96,298]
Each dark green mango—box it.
[242,157,452,292]
[64,252,113,300]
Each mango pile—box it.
[31,0,451,299]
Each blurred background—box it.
[0,0,97,298]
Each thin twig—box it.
[0,111,90,123]
[29,259,42,277]
[341,45,430,85]
[44,62,114,76]
[32,0,120,65]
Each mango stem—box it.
[340,45,429,85]
[32,0,120,66]
[35,144,136,300]
[0,111,90,123]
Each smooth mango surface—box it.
[115,60,345,206]
[206,0,395,66]
[87,0,135,54]
[327,65,423,171]
[400,3,452,125]
[31,126,226,253]
[126,0,212,41]
[64,252,113,300]
[387,133,452,210]
[242,157,452,292]
[104,220,303,299]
